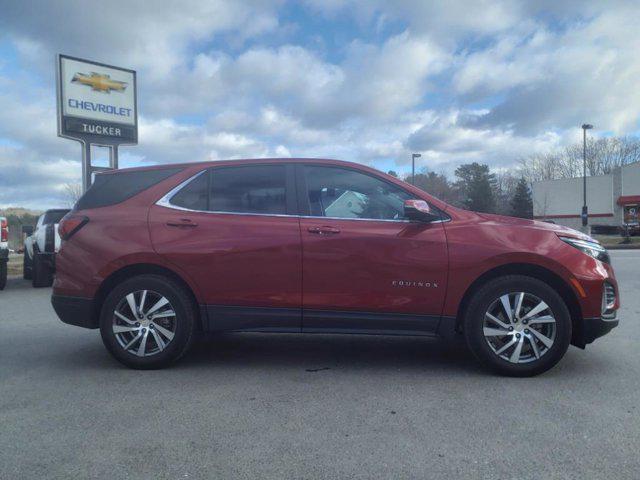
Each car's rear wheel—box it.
[99,274,197,369]
[463,275,572,377]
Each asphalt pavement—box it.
[1,251,639,479]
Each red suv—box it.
[52,159,619,375]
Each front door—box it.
[298,164,448,334]
[149,163,302,331]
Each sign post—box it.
[56,54,137,192]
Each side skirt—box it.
[205,305,302,332]
[204,304,456,337]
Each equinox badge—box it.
[392,280,439,288]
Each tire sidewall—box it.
[464,276,572,376]
[99,275,195,369]
[23,253,32,280]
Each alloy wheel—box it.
[112,290,177,357]
[482,292,557,364]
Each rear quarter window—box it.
[75,168,183,210]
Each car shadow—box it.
[176,332,483,375]
[46,329,597,379]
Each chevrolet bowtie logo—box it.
[71,72,127,93]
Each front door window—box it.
[304,166,412,220]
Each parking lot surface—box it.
[1,251,639,479]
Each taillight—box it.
[1,218,7,242]
[58,214,89,240]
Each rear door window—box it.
[169,172,208,211]
[209,165,287,215]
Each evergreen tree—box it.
[411,171,458,204]
[454,162,496,213]
[510,177,533,218]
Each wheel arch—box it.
[92,263,205,330]
[455,263,585,347]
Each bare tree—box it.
[493,171,520,215]
[519,135,640,182]
[63,183,83,207]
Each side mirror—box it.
[404,199,438,222]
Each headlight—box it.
[559,236,610,264]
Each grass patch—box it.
[7,254,23,276]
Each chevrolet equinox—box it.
[52,159,619,376]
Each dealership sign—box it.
[57,54,137,144]
[57,54,138,192]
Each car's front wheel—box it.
[463,275,572,377]
[99,274,197,369]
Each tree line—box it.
[393,164,533,219]
[393,134,640,219]
[519,136,640,183]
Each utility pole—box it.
[411,153,421,185]
[581,124,593,228]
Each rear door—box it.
[297,164,448,334]
[149,163,302,331]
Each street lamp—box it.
[581,124,593,227]
[411,153,421,185]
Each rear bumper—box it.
[51,294,98,329]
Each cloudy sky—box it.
[1,0,639,209]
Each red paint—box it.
[617,195,640,205]
[149,207,302,308]
[53,158,619,327]
[0,217,7,242]
[533,213,614,219]
[300,217,448,314]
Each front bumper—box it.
[574,315,619,347]
[51,294,98,329]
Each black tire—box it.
[99,274,197,369]
[463,275,572,377]
[23,252,32,280]
[31,252,53,288]
[0,261,6,290]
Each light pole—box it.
[581,124,593,227]
[411,153,421,185]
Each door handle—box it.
[166,219,198,228]
[307,226,340,235]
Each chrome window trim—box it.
[156,170,208,212]
[156,169,450,224]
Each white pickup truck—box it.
[0,216,8,290]
[23,209,69,287]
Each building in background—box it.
[532,161,640,231]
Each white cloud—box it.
[0,1,639,208]
[406,110,566,171]
[453,5,640,134]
